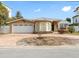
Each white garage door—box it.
[12,26,34,33]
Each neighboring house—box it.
[58,20,70,30]
[72,15,79,24]
[73,7,79,24]
[72,7,79,32]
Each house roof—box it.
[7,17,61,24]
[33,20,52,22]
[32,17,61,22]
[72,15,79,18]
[74,6,79,12]
[7,18,33,24]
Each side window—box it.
[75,18,77,23]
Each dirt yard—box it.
[16,36,78,46]
[0,33,79,47]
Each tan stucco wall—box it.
[35,22,40,32]
[46,22,51,31]
[35,22,51,32]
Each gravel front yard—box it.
[0,34,79,47]
[16,36,79,46]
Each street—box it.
[0,46,79,58]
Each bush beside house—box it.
[68,26,75,33]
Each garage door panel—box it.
[12,26,33,33]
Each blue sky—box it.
[3,1,79,20]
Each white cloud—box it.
[34,8,41,12]
[62,6,71,12]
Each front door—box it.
[52,24,54,31]
[52,21,58,32]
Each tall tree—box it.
[66,18,71,23]
[0,13,8,32]
[0,2,8,25]
[0,2,10,33]
[0,13,8,25]
[15,11,23,19]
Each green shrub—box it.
[68,26,75,33]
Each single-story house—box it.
[0,18,61,34]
